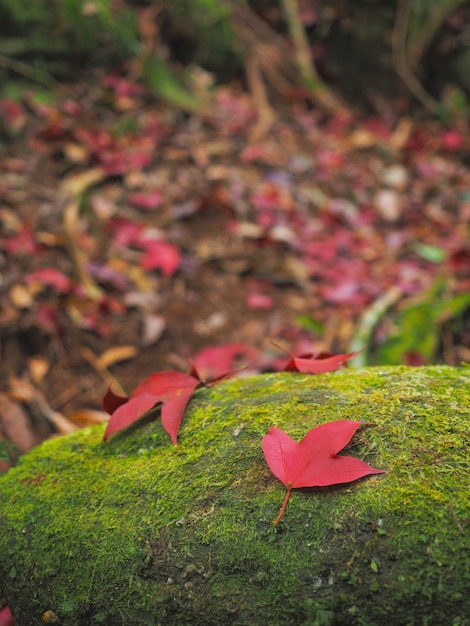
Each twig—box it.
[244,53,276,139]
[405,0,464,74]
[59,168,105,296]
[448,505,464,534]
[8,379,77,435]
[31,394,78,434]
[0,54,58,87]
[80,347,127,397]
[227,0,297,97]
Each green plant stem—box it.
[279,0,344,112]
[280,0,318,88]
[349,286,403,367]
[0,54,57,87]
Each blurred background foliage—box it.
[1,0,470,113]
[0,0,138,75]
[375,281,470,365]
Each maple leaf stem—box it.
[273,486,292,525]
[270,340,293,358]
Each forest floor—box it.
[0,73,469,466]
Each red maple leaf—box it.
[189,343,257,383]
[103,344,258,444]
[0,604,14,626]
[103,371,201,445]
[102,349,253,444]
[108,218,144,247]
[129,190,164,210]
[262,420,384,524]
[272,342,365,374]
[3,224,39,256]
[25,268,73,293]
[140,240,180,276]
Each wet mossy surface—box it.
[0,366,469,625]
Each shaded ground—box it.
[0,76,469,465]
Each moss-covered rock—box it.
[0,366,469,626]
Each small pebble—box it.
[380,164,408,190]
[373,189,402,221]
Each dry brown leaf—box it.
[347,129,379,149]
[28,357,49,385]
[0,207,22,230]
[7,377,35,403]
[63,142,90,164]
[0,392,41,452]
[389,117,413,150]
[97,345,138,368]
[0,303,19,326]
[9,284,33,308]
[128,265,155,292]
[66,409,109,426]
[59,166,106,197]
[7,378,77,435]
[35,231,68,246]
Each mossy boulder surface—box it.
[0,366,469,626]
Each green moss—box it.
[0,366,469,625]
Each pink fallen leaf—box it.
[3,225,38,255]
[129,190,164,210]
[103,75,145,97]
[25,269,72,293]
[0,98,26,133]
[100,147,153,176]
[247,292,274,310]
[36,303,62,334]
[240,144,267,162]
[262,421,385,524]
[103,371,200,444]
[108,218,144,247]
[441,130,463,151]
[141,240,180,276]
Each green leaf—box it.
[295,315,324,335]
[142,56,204,113]
[375,281,470,365]
[370,558,379,573]
[411,243,447,263]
